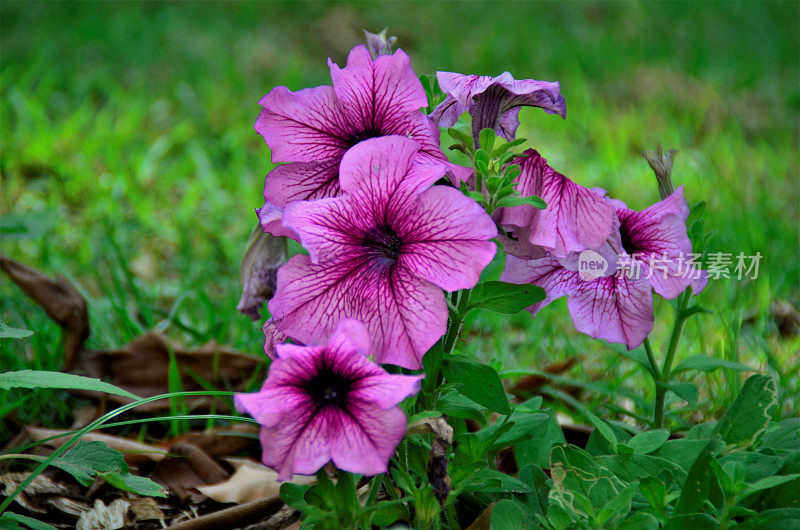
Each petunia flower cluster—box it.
[236,35,706,481]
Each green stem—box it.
[0,390,235,515]
[652,290,691,429]
[441,290,472,355]
[642,337,660,379]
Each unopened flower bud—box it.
[237,224,288,320]
[364,27,397,59]
[643,145,678,200]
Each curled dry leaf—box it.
[198,459,314,505]
[0,254,89,370]
[151,440,229,504]
[237,224,288,320]
[76,498,130,530]
[412,417,453,508]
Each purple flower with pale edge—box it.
[501,187,706,349]
[255,45,471,236]
[269,136,497,369]
[430,71,566,145]
[236,319,422,480]
[498,150,615,259]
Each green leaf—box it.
[627,429,670,454]
[462,468,532,494]
[0,370,141,400]
[369,500,409,527]
[441,355,510,414]
[714,374,778,448]
[516,465,550,517]
[584,409,618,452]
[672,354,750,374]
[467,281,545,315]
[616,346,656,375]
[491,138,527,157]
[594,481,638,527]
[463,190,486,202]
[664,381,699,405]
[0,319,33,339]
[663,513,719,530]
[436,389,486,424]
[736,508,800,529]
[0,512,56,530]
[515,408,565,468]
[654,438,726,471]
[618,511,659,530]
[479,128,496,152]
[740,474,800,500]
[490,499,540,530]
[495,195,547,209]
[760,418,800,452]
[675,439,718,515]
[50,441,166,497]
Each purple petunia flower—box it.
[501,186,706,349]
[430,71,566,146]
[254,44,471,237]
[268,136,497,369]
[497,149,615,259]
[235,318,422,480]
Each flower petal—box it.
[500,150,615,258]
[255,85,353,163]
[351,372,423,409]
[567,272,654,350]
[398,185,497,291]
[327,318,371,358]
[328,403,408,476]
[268,255,447,369]
[501,253,582,315]
[328,45,428,133]
[256,202,300,239]
[263,159,341,207]
[259,405,333,480]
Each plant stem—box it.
[652,289,691,429]
[441,290,471,355]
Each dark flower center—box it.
[348,128,383,147]
[305,367,353,408]
[362,225,403,264]
[619,223,638,255]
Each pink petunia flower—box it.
[268,136,497,369]
[430,71,566,146]
[501,186,707,349]
[497,149,615,259]
[254,45,470,237]
[235,319,422,480]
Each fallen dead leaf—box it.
[0,254,89,370]
[508,356,582,402]
[152,440,229,504]
[76,498,130,530]
[198,459,314,505]
[128,496,166,522]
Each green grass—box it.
[1,1,798,439]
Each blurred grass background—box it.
[1,1,798,433]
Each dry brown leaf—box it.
[197,459,313,505]
[508,356,582,401]
[165,423,258,458]
[152,440,229,503]
[128,497,166,522]
[0,254,89,370]
[76,498,130,530]
[75,331,261,412]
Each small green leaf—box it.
[618,512,659,530]
[663,513,719,530]
[627,429,670,454]
[740,474,800,500]
[0,370,141,400]
[584,409,618,452]
[664,381,699,405]
[736,508,800,529]
[714,374,778,448]
[463,190,486,203]
[442,355,510,414]
[495,195,547,209]
[492,138,527,157]
[467,281,545,315]
[0,512,56,530]
[0,319,33,339]
[50,441,166,497]
[675,439,718,515]
[672,354,750,374]
[479,128,496,152]
[462,468,532,494]
[594,481,638,527]
[490,499,539,530]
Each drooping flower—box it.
[497,149,615,259]
[237,225,288,320]
[255,44,471,237]
[501,186,706,349]
[269,136,497,369]
[363,28,397,59]
[430,71,566,146]
[235,318,422,480]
